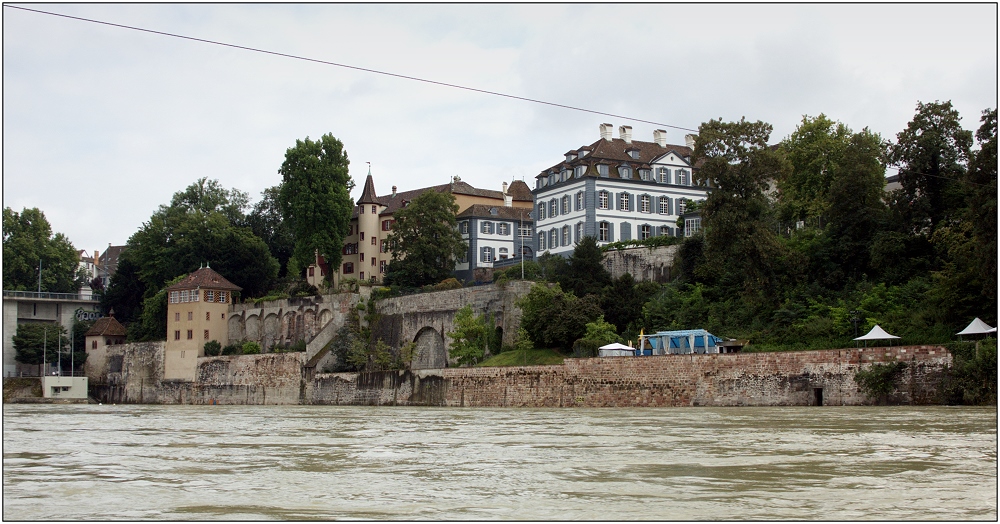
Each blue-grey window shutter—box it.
[629,194,635,212]
[667,197,673,215]
[620,222,631,241]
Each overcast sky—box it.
[4,3,996,256]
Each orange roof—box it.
[84,315,127,337]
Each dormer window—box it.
[549,173,557,186]
[565,153,576,162]
[579,149,588,157]
[574,165,585,178]
[618,166,633,179]
[561,169,570,181]
[639,169,651,181]
[628,150,640,159]
[598,164,609,177]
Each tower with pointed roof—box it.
[306,166,534,288]
[163,266,242,381]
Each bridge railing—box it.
[2,290,100,301]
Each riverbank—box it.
[84,344,952,407]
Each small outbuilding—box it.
[853,325,901,347]
[598,342,636,357]
[638,329,724,355]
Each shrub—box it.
[572,339,601,358]
[242,341,262,355]
[432,278,463,292]
[204,340,222,356]
[854,361,907,403]
[221,342,242,355]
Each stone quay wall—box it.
[602,245,679,283]
[89,343,951,407]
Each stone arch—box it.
[303,308,317,340]
[228,314,245,341]
[318,308,333,330]
[245,314,261,342]
[412,326,447,370]
[284,311,298,342]
[263,313,280,351]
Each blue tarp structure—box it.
[640,329,724,355]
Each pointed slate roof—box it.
[165,266,242,292]
[957,318,997,336]
[356,171,380,206]
[84,315,127,337]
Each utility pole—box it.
[42,327,46,377]
[37,259,42,293]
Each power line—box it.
[885,165,992,187]
[4,4,700,133]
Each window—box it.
[658,167,671,184]
[348,225,354,235]
[382,220,393,231]
[629,150,640,159]
[677,169,689,185]
[343,262,354,274]
[549,173,557,186]
[576,223,583,242]
[219,292,227,304]
[639,169,651,181]
[344,243,358,255]
[482,221,494,234]
[180,290,189,303]
[660,225,673,237]
[360,253,365,261]
[371,237,376,245]
[619,166,633,179]
[460,221,469,234]
[640,195,651,213]
[598,222,610,242]
[549,199,557,217]
[175,312,180,321]
[550,229,558,248]
[308,266,314,277]
[371,257,376,266]
[659,196,671,215]
[598,191,609,210]
[360,232,365,241]
[360,271,365,281]
[188,311,193,321]
[538,178,546,188]
[187,330,193,340]
[204,330,210,340]
[498,223,509,235]
[620,193,631,211]
[538,203,546,221]
[206,312,210,321]
[561,169,570,181]
[598,164,609,177]
[519,224,532,237]
[562,226,570,246]
[481,246,494,263]
[174,331,180,341]
[685,217,702,237]
[371,205,377,214]
[170,291,179,304]
[574,165,585,178]
[640,224,652,240]
[380,240,387,253]
[561,196,570,214]
[499,247,509,260]
[575,192,584,211]
[458,251,468,264]
[380,260,387,273]
[92,340,98,349]
[539,232,547,251]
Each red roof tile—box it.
[165,267,242,292]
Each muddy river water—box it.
[3,404,996,520]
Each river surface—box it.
[2,404,996,520]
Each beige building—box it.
[308,173,533,288]
[163,266,241,381]
[83,312,126,378]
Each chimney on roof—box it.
[619,125,632,144]
[502,181,509,194]
[685,134,697,150]
[653,129,667,147]
[600,123,614,141]
[392,186,397,197]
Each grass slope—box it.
[477,348,565,367]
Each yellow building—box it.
[308,173,533,288]
[163,266,241,381]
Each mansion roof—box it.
[538,137,696,182]
[165,267,242,292]
[352,176,533,219]
[456,204,533,222]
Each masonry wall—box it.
[89,343,951,407]
[602,245,678,283]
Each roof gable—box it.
[165,266,242,292]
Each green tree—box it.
[246,185,296,278]
[277,134,354,279]
[889,100,973,233]
[964,108,997,314]
[517,283,602,351]
[693,118,797,305]
[777,114,851,225]
[557,236,611,298]
[600,273,659,337]
[583,315,621,345]
[384,191,466,288]
[99,256,145,325]
[3,207,84,293]
[12,323,68,369]
[447,305,491,366]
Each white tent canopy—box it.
[854,325,901,341]
[599,343,632,350]
[956,318,997,336]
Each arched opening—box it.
[412,327,447,370]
